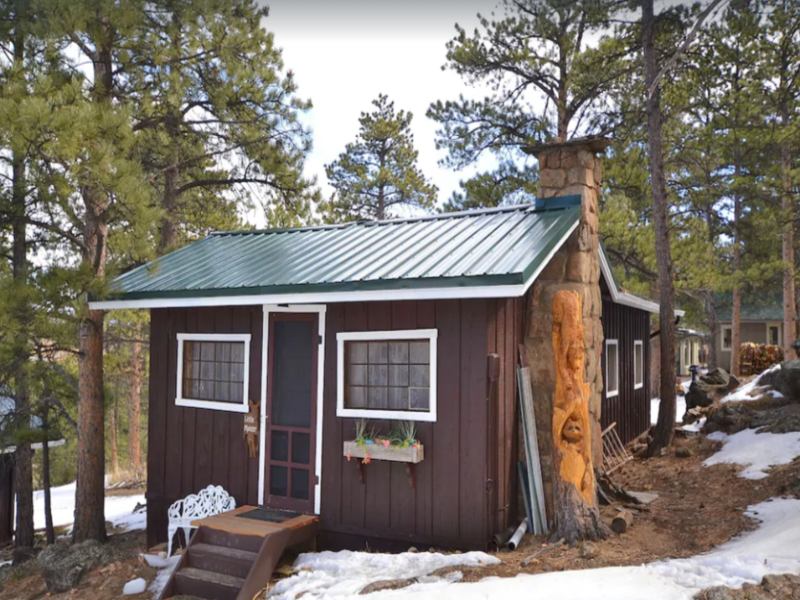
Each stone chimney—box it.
[523,137,609,520]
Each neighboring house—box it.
[716,293,783,369]
[0,394,65,545]
[677,328,706,377]
[92,138,663,552]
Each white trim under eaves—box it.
[598,247,683,316]
[87,221,581,310]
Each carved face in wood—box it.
[561,415,583,444]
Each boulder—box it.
[685,368,740,411]
[758,361,800,401]
[37,540,109,593]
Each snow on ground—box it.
[29,481,145,532]
[270,550,499,599]
[722,364,781,403]
[143,554,181,598]
[703,429,800,479]
[271,499,800,600]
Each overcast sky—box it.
[254,0,501,222]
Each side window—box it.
[605,339,619,398]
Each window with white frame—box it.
[176,333,250,413]
[605,339,619,398]
[721,326,732,351]
[633,340,644,390]
[337,329,437,422]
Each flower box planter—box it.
[343,440,424,464]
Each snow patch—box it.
[722,364,781,403]
[279,499,800,599]
[703,429,800,479]
[145,554,180,598]
[270,550,500,599]
[26,481,145,532]
[122,577,147,595]
[650,396,687,426]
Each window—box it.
[605,339,619,398]
[176,333,251,413]
[633,340,644,390]
[721,326,732,351]
[767,323,781,347]
[336,329,437,422]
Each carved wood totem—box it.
[552,289,595,504]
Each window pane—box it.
[291,469,309,499]
[271,430,289,462]
[342,335,432,415]
[180,339,246,404]
[270,466,288,497]
[292,432,310,465]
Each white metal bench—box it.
[166,484,236,557]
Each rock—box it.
[578,541,600,559]
[694,573,800,599]
[759,361,800,400]
[407,546,418,553]
[675,446,693,458]
[37,540,109,593]
[685,368,739,411]
[359,578,417,594]
[123,577,147,595]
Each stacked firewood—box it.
[739,342,783,376]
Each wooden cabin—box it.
[92,139,661,555]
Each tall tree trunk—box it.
[109,395,119,477]
[74,33,113,543]
[704,293,718,370]
[10,3,34,560]
[730,182,743,376]
[128,338,143,478]
[41,403,54,545]
[781,134,796,357]
[642,0,677,455]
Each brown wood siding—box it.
[320,299,495,550]
[147,306,262,548]
[600,289,652,444]
[147,298,519,550]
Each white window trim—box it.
[605,339,619,399]
[336,329,438,422]
[633,339,644,390]
[721,325,732,351]
[765,322,782,346]
[176,332,251,413]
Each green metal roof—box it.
[101,197,581,304]
[716,290,783,322]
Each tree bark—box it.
[704,293,718,370]
[109,395,119,477]
[10,2,34,559]
[781,136,796,357]
[74,30,113,543]
[730,176,743,376]
[642,0,677,455]
[41,404,54,545]
[128,338,143,478]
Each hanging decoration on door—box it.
[243,401,259,458]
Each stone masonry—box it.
[524,137,607,524]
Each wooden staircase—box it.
[159,507,318,600]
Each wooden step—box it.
[198,526,264,553]
[174,566,245,600]
[187,543,257,579]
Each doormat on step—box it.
[237,507,301,523]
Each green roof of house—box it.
[716,291,783,322]
[97,196,582,305]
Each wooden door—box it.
[264,313,318,513]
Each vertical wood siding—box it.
[147,306,262,548]
[147,299,514,550]
[600,292,652,444]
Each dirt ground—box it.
[0,436,798,599]
[456,432,800,582]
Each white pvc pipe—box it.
[506,518,528,550]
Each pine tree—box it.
[323,94,436,221]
